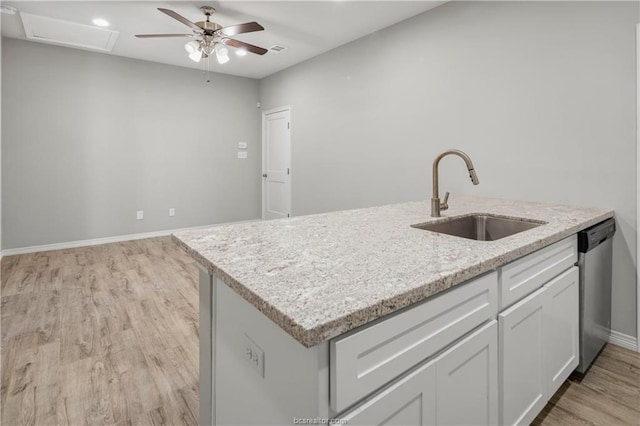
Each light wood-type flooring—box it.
[533,343,640,426]
[1,237,200,425]
[1,236,639,425]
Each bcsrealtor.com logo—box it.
[292,418,348,425]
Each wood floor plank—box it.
[33,340,66,426]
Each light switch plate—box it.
[238,142,248,149]
[238,151,248,159]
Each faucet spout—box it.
[431,149,479,217]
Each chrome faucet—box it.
[431,149,479,217]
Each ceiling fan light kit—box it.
[136,5,267,67]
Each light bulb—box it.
[185,41,199,54]
[235,49,247,57]
[189,50,203,62]
[215,45,229,64]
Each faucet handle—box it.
[440,192,450,211]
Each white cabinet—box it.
[436,321,498,426]
[339,357,437,426]
[498,266,579,426]
[544,267,579,397]
[499,287,547,426]
[340,321,497,426]
[202,236,580,426]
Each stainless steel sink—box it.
[411,214,547,241]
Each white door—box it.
[499,287,547,426]
[436,320,498,426]
[262,107,291,220]
[544,266,579,397]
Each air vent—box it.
[270,45,287,53]
[20,12,119,52]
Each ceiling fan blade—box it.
[135,34,194,38]
[223,38,268,55]
[157,8,203,33]
[218,21,264,37]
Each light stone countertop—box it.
[172,196,613,348]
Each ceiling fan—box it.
[136,6,268,64]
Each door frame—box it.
[636,24,640,352]
[261,105,292,220]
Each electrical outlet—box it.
[169,208,175,217]
[243,334,264,378]
[136,210,144,220]
[237,151,248,159]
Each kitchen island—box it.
[173,196,613,426]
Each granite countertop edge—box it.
[172,198,614,348]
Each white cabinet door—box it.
[499,287,547,426]
[341,321,498,426]
[339,359,436,426]
[436,321,498,426]
[544,266,579,397]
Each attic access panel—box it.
[20,12,119,52]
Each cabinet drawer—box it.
[499,236,576,309]
[330,272,498,413]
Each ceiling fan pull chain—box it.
[206,56,211,83]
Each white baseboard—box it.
[0,219,259,257]
[609,329,639,352]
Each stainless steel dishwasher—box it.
[576,218,615,374]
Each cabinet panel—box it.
[499,288,547,426]
[331,272,497,413]
[436,321,498,426]
[339,359,437,426]
[500,236,576,309]
[340,321,498,426]
[544,266,579,396]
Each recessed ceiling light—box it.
[0,5,18,15]
[236,49,247,57]
[92,18,110,27]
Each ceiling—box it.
[1,1,446,79]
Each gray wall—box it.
[259,1,638,338]
[2,38,261,249]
